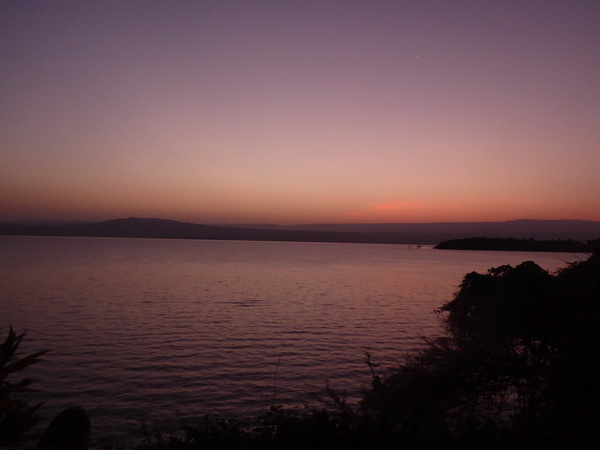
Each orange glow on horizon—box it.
[1,2,599,226]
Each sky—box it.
[1,1,599,224]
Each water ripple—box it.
[0,237,573,443]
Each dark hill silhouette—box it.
[0,217,411,244]
[229,219,600,242]
[1,217,599,245]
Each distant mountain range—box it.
[1,217,600,245]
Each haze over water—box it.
[0,236,581,443]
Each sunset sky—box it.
[2,1,599,224]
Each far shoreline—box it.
[1,217,599,249]
[434,237,596,253]
[1,233,596,254]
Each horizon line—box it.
[2,216,600,227]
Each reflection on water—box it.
[0,236,577,442]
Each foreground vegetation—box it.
[4,250,599,449]
[0,327,47,446]
[113,250,600,450]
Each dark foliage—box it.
[0,327,48,447]
[362,250,600,449]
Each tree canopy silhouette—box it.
[362,251,600,449]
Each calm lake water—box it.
[0,236,583,443]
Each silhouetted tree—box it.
[362,251,600,449]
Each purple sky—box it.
[2,1,599,224]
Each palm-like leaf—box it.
[0,326,48,446]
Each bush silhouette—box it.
[362,251,600,449]
[0,327,48,447]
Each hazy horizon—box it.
[2,1,599,224]
[3,215,600,228]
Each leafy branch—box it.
[0,326,48,447]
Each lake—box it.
[0,236,582,444]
